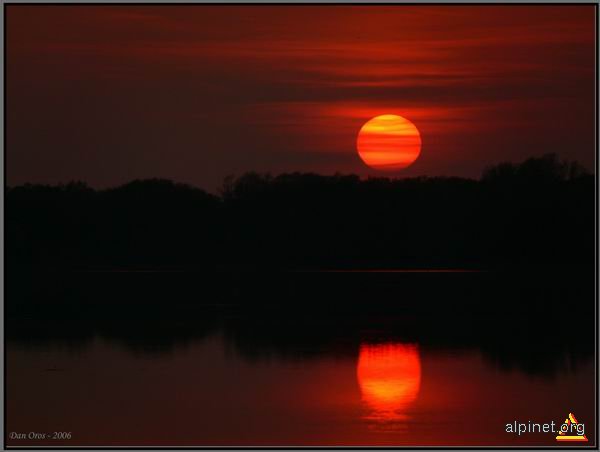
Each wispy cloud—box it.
[6,5,595,188]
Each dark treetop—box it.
[7,153,592,272]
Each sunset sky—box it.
[7,5,596,190]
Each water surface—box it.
[6,313,595,447]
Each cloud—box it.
[6,5,595,189]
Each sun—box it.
[356,114,422,170]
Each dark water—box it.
[6,317,596,446]
[5,270,597,446]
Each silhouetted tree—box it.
[6,154,593,272]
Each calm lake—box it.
[6,311,596,447]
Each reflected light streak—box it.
[356,343,421,423]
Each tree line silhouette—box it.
[6,153,594,271]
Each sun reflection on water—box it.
[356,343,421,427]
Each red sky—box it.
[6,5,596,190]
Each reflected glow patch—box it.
[356,343,421,423]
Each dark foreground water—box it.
[5,270,597,447]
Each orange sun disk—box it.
[357,114,422,170]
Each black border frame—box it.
[2,2,598,450]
